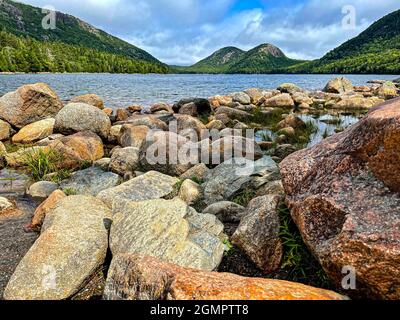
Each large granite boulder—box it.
[54,103,111,139]
[139,131,198,176]
[109,198,225,271]
[279,98,400,299]
[232,195,283,273]
[48,131,104,169]
[12,118,55,144]
[103,254,348,300]
[0,83,63,128]
[4,196,111,300]
[323,77,353,94]
[60,166,121,196]
[263,93,295,108]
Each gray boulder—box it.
[54,103,111,139]
[232,195,283,273]
[109,147,140,176]
[0,83,63,129]
[203,157,280,205]
[60,167,121,196]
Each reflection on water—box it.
[255,112,361,148]
[299,113,360,147]
[0,169,30,197]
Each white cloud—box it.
[18,0,400,65]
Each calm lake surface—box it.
[0,73,398,109]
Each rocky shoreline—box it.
[0,77,399,300]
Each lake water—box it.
[0,73,398,109]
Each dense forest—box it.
[0,0,168,73]
[0,30,169,73]
[287,9,400,74]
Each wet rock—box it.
[4,196,111,300]
[109,198,224,271]
[263,93,295,108]
[60,166,120,196]
[173,98,211,116]
[178,179,201,205]
[323,77,354,94]
[202,201,245,223]
[12,118,55,144]
[97,171,179,208]
[26,190,66,232]
[279,98,400,299]
[103,254,348,300]
[54,103,111,139]
[109,147,140,176]
[0,83,63,129]
[71,94,104,109]
[232,195,283,273]
[0,119,12,141]
[27,181,58,199]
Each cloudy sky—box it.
[19,0,400,65]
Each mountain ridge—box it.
[176,43,304,74]
[0,0,169,73]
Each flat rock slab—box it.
[4,196,111,300]
[97,171,179,209]
[103,254,348,300]
[110,198,225,271]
